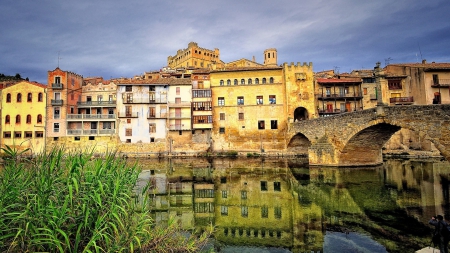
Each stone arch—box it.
[339,123,401,166]
[293,107,309,122]
[287,133,311,154]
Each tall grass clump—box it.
[0,146,212,253]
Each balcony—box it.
[51,99,63,105]
[169,113,191,119]
[167,101,191,107]
[118,112,138,118]
[431,79,450,88]
[67,129,116,136]
[169,124,191,131]
[51,83,63,89]
[122,98,167,104]
[67,114,116,120]
[317,93,363,100]
[390,96,414,105]
[147,113,168,119]
[193,123,213,129]
[77,101,116,107]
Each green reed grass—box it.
[0,146,212,253]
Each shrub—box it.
[0,146,212,253]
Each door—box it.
[326,103,333,112]
[345,102,351,112]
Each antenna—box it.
[418,43,423,61]
[58,51,62,68]
[333,66,340,75]
[385,57,392,66]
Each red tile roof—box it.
[316,78,362,83]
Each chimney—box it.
[422,59,427,64]
[252,56,255,62]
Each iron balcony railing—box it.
[147,113,168,119]
[51,99,63,105]
[67,129,116,135]
[122,98,167,104]
[118,112,139,118]
[431,79,450,87]
[67,114,116,120]
[168,113,191,119]
[390,97,414,104]
[51,83,63,89]
[77,101,117,107]
[167,101,191,107]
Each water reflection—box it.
[134,157,450,253]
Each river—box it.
[133,157,450,253]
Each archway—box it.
[287,133,311,154]
[293,107,308,122]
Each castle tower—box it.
[263,48,277,66]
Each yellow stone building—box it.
[0,81,47,154]
[167,42,224,70]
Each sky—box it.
[1,0,450,84]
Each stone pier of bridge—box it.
[289,105,450,166]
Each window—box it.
[3,131,11,138]
[261,205,268,218]
[221,206,228,216]
[363,88,368,95]
[55,76,61,84]
[6,93,11,103]
[97,95,103,101]
[5,115,10,124]
[241,206,248,217]
[15,115,21,124]
[125,85,132,92]
[256,96,263,105]
[274,207,282,219]
[241,190,247,199]
[74,136,81,141]
[125,106,132,117]
[220,113,225,120]
[17,93,22,102]
[125,128,132,136]
[193,115,212,124]
[221,177,227,184]
[176,87,180,95]
[27,93,32,102]
[227,79,231,85]
[261,181,268,191]
[255,78,259,84]
[274,182,281,191]
[193,102,212,111]
[248,78,252,85]
[149,123,156,133]
[269,77,274,83]
[219,127,225,134]
[14,131,22,138]
[218,97,225,106]
[35,131,44,138]
[234,79,238,85]
[26,115,31,124]
[388,79,402,90]
[37,114,42,123]
[220,80,224,86]
[54,123,59,133]
[262,78,267,84]
[54,107,60,119]
[192,90,212,98]
[269,95,276,104]
[258,120,265,130]
[222,190,227,198]
[271,120,278,129]
[239,113,244,120]
[241,79,245,85]
[237,96,244,105]
[126,139,131,143]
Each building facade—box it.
[0,81,47,154]
[167,42,224,70]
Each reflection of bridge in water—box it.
[289,105,450,166]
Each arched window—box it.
[269,77,274,83]
[220,80,224,86]
[5,115,10,124]
[16,115,21,124]
[255,78,259,84]
[248,79,252,85]
[26,115,31,124]
[262,78,267,84]
[241,79,245,85]
[17,93,22,102]
[6,93,11,103]
[234,79,238,85]
[37,114,43,123]
[227,79,231,85]
[27,93,32,102]
[38,92,43,102]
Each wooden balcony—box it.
[317,93,363,100]
[390,96,414,105]
[431,79,450,88]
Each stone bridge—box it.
[288,104,450,166]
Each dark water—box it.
[134,157,450,253]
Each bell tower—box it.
[263,48,277,66]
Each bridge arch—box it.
[287,133,311,154]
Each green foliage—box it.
[226,150,238,157]
[0,147,212,252]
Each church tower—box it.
[263,48,277,66]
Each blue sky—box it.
[1,0,450,84]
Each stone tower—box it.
[263,48,277,66]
